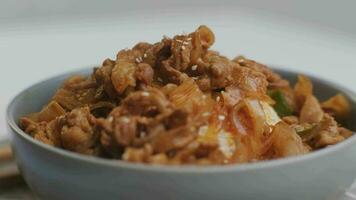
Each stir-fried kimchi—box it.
[20,26,353,165]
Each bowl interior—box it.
[9,67,356,130]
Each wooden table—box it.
[0,140,36,199]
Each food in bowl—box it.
[19,26,352,165]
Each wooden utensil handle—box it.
[0,145,13,161]
[0,144,19,179]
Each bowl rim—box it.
[7,66,356,173]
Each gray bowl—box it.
[6,67,356,200]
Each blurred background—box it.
[1,0,356,140]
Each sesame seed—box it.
[202,112,211,117]
[140,131,147,138]
[108,116,114,122]
[181,46,186,50]
[198,125,208,136]
[218,115,225,121]
[176,39,183,43]
[192,77,198,80]
[121,117,130,123]
[142,91,150,97]
[237,58,245,63]
[183,41,189,45]
[202,95,207,99]
[135,57,141,63]
[216,96,221,102]
[186,37,192,41]
[143,53,147,58]
[157,77,163,82]
[191,65,197,71]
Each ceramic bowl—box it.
[7,67,356,200]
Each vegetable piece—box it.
[294,74,313,110]
[271,122,308,157]
[299,95,323,124]
[321,94,351,119]
[294,123,317,135]
[232,99,265,136]
[260,101,281,126]
[197,126,236,159]
[268,90,294,117]
[217,129,236,158]
[36,101,66,122]
[168,78,213,115]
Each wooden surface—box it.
[0,140,36,199]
